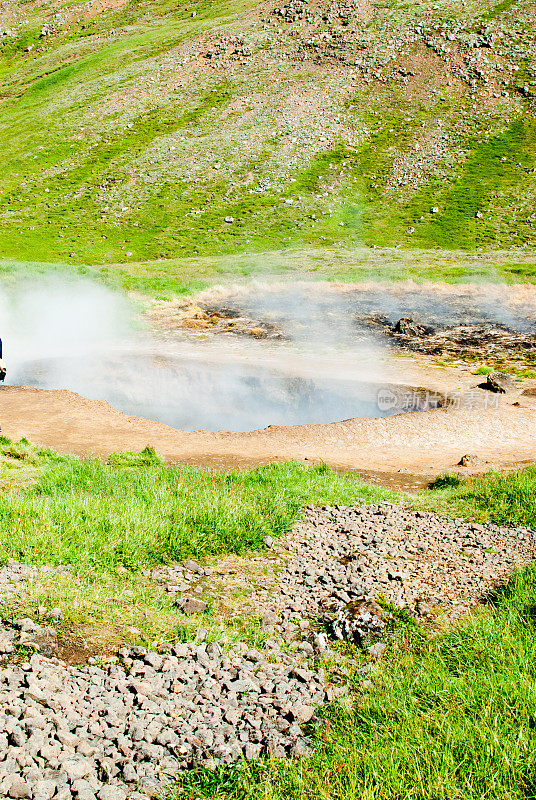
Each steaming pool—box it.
[8,351,436,432]
[3,277,534,433]
[1,277,437,431]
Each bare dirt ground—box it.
[1,384,535,488]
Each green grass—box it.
[426,466,536,530]
[97,246,536,295]
[107,445,165,468]
[172,467,536,800]
[0,443,395,570]
[484,0,520,19]
[428,472,465,490]
[1,437,536,796]
[422,117,536,249]
[0,435,65,484]
[3,244,536,304]
[0,440,396,649]
[358,110,536,250]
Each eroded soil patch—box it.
[150,281,536,371]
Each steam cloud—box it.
[0,277,390,431]
[3,277,530,432]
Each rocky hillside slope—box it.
[0,0,534,264]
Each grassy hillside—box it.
[0,0,534,266]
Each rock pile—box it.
[0,641,327,799]
[380,317,536,365]
[265,0,536,114]
[0,562,72,662]
[1,504,534,799]
[249,504,536,638]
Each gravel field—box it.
[0,504,535,799]
[279,503,536,619]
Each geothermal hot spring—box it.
[1,278,535,432]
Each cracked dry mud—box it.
[0,505,535,799]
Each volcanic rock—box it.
[458,453,481,466]
[484,371,515,393]
[329,598,387,645]
[393,317,433,336]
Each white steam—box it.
[0,278,135,365]
[3,277,527,433]
[0,277,392,432]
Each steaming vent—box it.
[1,279,534,433]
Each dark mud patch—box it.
[167,283,536,370]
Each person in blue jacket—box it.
[0,337,5,382]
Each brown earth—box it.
[1,384,535,488]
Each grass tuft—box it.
[426,467,536,530]
[429,472,465,490]
[107,446,165,469]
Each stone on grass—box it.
[179,597,207,614]
[261,611,279,628]
[183,560,204,574]
[366,642,387,658]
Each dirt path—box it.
[1,385,535,488]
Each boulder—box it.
[484,372,515,393]
[458,454,480,466]
[393,318,433,337]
